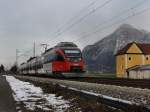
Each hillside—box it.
[82,24,150,73]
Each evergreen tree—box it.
[0,64,5,73]
[10,64,18,74]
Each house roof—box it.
[127,64,150,71]
[116,43,133,55]
[20,62,26,65]
[116,42,150,55]
[136,43,150,55]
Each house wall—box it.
[116,43,150,79]
[116,43,147,78]
[126,43,142,54]
[128,71,137,79]
[145,55,150,64]
[127,54,143,68]
[143,71,150,79]
[128,70,150,79]
[116,54,145,77]
[116,55,125,77]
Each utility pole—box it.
[33,42,37,74]
[33,42,35,57]
[16,49,20,73]
[16,49,19,67]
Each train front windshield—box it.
[64,49,81,57]
[64,49,82,62]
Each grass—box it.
[86,72,116,78]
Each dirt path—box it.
[0,75,16,112]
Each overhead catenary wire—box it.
[18,49,33,61]
[56,0,113,36]
[18,42,47,62]
[19,49,32,57]
[74,5,150,44]
[75,0,148,41]
[52,0,99,37]
[18,43,39,58]
[18,0,150,63]
[50,0,114,43]
[16,0,114,64]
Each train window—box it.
[43,52,58,63]
[56,54,64,61]
[64,50,80,54]
[43,55,49,64]
[146,57,148,60]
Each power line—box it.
[16,49,19,67]
[33,42,36,57]
[74,5,150,44]
[57,0,113,36]
[73,0,149,43]
[52,0,99,37]
[17,0,150,63]
[50,0,113,43]
[18,43,38,59]
[18,42,46,60]
[76,0,148,40]
[19,49,33,57]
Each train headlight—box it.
[66,57,82,62]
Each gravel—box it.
[16,75,150,109]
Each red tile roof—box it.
[116,42,150,55]
[136,43,150,55]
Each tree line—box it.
[0,64,18,74]
[0,64,5,73]
[10,64,18,74]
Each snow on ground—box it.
[5,75,70,112]
[28,76,150,108]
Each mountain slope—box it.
[82,24,150,73]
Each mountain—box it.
[82,24,150,73]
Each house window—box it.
[146,57,148,60]
[129,57,131,60]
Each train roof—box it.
[43,42,79,55]
[42,48,53,55]
[20,62,26,65]
[55,42,77,47]
[27,57,36,62]
[43,47,80,55]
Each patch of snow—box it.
[5,76,70,112]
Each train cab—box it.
[42,42,85,77]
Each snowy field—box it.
[5,75,70,112]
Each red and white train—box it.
[19,42,85,77]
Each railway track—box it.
[15,75,150,112]
[57,85,150,112]
[69,77,150,89]
[19,74,150,89]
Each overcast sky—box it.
[1,0,150,68]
